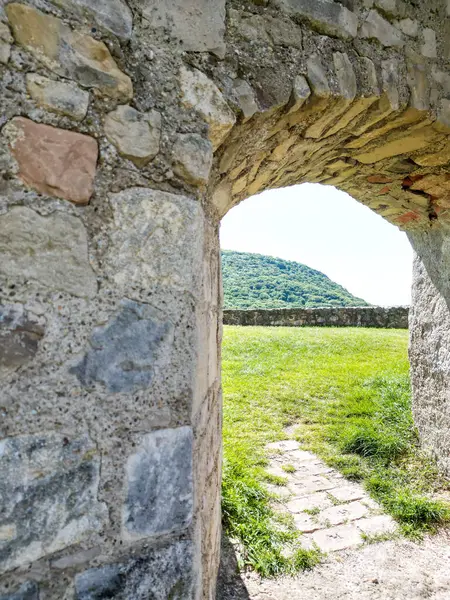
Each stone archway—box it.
[0,1,450,599]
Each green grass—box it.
[222,326,450,576]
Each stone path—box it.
[218,439,450,600]
[265,439,396,552]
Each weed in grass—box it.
[304,507,321,516]
[222,326,450,576]
[282,464,296,474]
[264,473,288,486]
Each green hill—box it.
[222,250,369,309]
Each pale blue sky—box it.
[220,183,413,306]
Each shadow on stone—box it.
[216,534,250,600]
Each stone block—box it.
[179,67,236,150]
[304,523,362,552]
[106,187,205,295]
[406,56,429,111]
[328,485,365,503]
[333,52,357,100]
[141,0,226,58]
[306,54,331,97]
[6,4,132,100]
[318,501,369,527]
[105,105,161,166]
[293,513,320,533]
[232,79,259,119]
[288,475,336,496]
[0,433,107,573]
[4,117,97,204]
[122,427,193,539]
[397,18,418,37]
[356,515,396,535]
[48,0,133,40]
[26,74,89,121]
[288,75,311,113]
[0,303,45,378]
[264,15,303,48]
[0,582,38,600]
[0,22,12,64]
[0,207,97,298]
[71,300,174,393]
[172,133,213,185]
[421,28,437,58]
[74,539,194,599]
[274,0,358,40]
[360,10,404,47]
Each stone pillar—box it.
[409,228,450,477]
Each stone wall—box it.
[223,306,409,328]
[1,0,450,598]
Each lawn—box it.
[221,326,450,576]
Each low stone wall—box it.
[223,307,409,329]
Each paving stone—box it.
[288,475,336,497]
[4,117,97,204]
[48,0,133,40]
[291,461,333,477]
[360,10,404,47]
[122,427,193,539]
[0,433,107,573]
[285,449,316,461]
[26,73,89,121]
[304,523,362,552]
[141,0,226,57]
[356,515,397,536]
[179,66,236,150]
[286,492,334,513]
[105,105,161,166]
[266,440,300,452]
[0,206,97,299]
[293,514,321,533]
[328,485,366,503]
[71,299,174,393]
[6,4,132,100]
[274,0,358,40]
[317,501,369,527]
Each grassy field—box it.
[221,326,450,576]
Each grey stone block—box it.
[75,539,194,599]
[0,207,97,299]
[0,304,44,377]
[0,582,38,600]
[71,300,174,393]
[48,0,133,40]
[141,0,226,57]
[274,0,358,40]
[123,427,193,539]
[0,433,107,573]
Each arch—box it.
[0,0,450,598]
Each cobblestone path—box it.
[265,439,396,552]
[218,439,450,600]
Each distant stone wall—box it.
[223,307,409,329]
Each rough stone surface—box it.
[104,105,161,166]
[360,10,404,47]
[422,28,437,58]
[75,539,194,599]
[4,117,97,204]
[0,207,97,298]
[0,22,12,64]
[179,66,236,150]
[106,188,205,294]
[122,427,193,539]
[0,582,38,600]
[223,307,409,328]
[49,0,133,40]
[274,0,358,40]
[141,0,226,58]
[71,299,174,393]
[0,303,45,378]
[172,133,213,185]
[6,3,133,100]
[26,74,89,121]
[0,433,107,573]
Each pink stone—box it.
[8,117,98,204]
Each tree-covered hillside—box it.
[222,250,369,309]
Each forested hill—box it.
[222,250,369,310]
